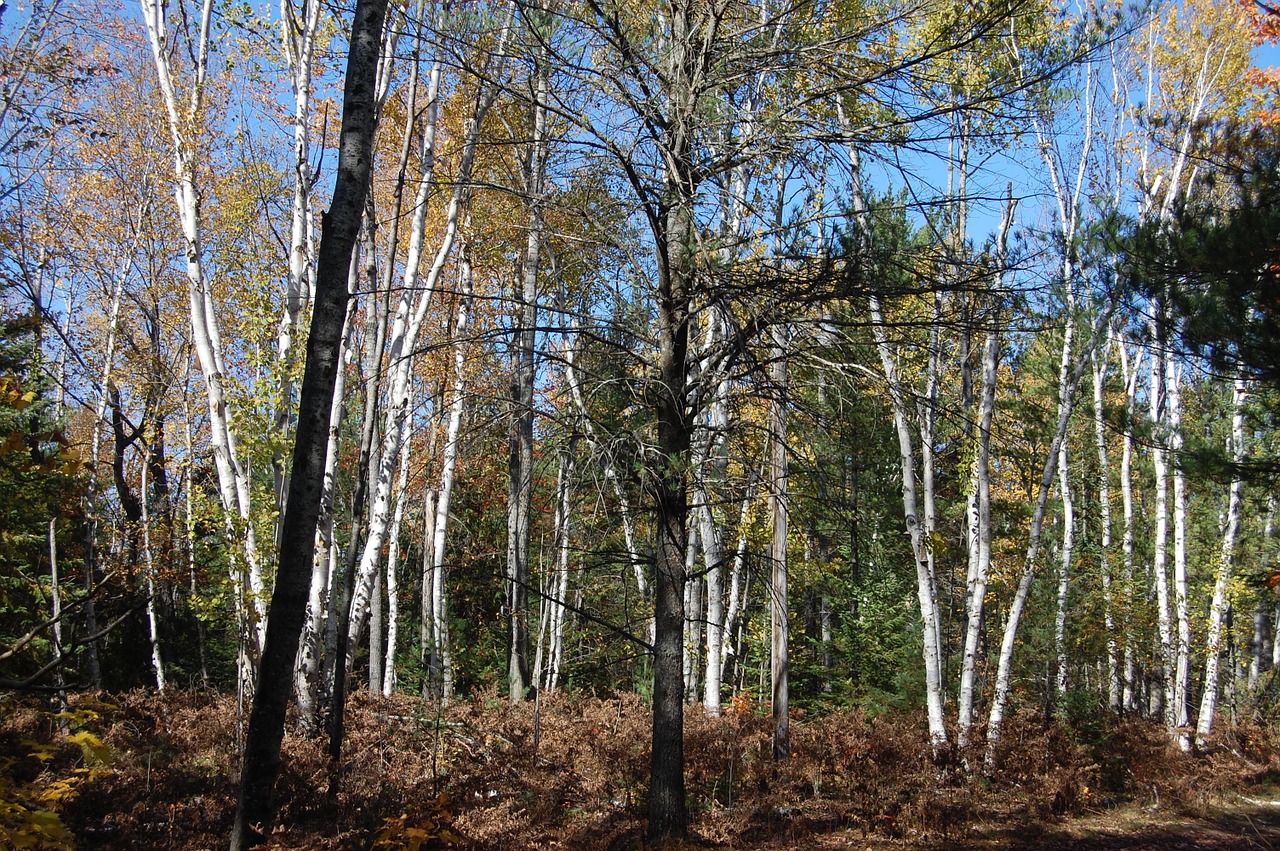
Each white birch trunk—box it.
[842,131,946,746]
[344,57,442,655]
[1092,337,1122,711]
[1055,439,1074,698]
[278,0,323,364]
[1196,376,1247,743]
[1274,597,1280,671]
[720,470,760,677]
[1149,328,1175,729]
[957,196,1014,747]
[428,232,477,705]
[869,294,947,748]
[1119,340,1144,710]
[346,30,514,652]
[47,519,62,688]
[381,403,415,696]
[548,444,574,692]
[697,311,731,713]
[141,437,165,692]
[957,320,999,747]
[1168,355,1192,748]
[273,0,324,532]
[139,0,265,664]
[1263,499,1278,677]
[919,294,943,671]
[701,156,746,715]
[984,303,1110,769]
[844,125,946,746]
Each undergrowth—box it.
[0,689,1274,849]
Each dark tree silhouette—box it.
[229,0,390,845]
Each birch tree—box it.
[1196,374,1247,743]
[507,35,549,703]
[343,4,515,670]
[1091,334,1122,711]
[956,195,1014,747]
[140,0,267,686]
[273,0,326,528]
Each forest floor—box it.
[945,797,1280,849]
[4,689,1280,849]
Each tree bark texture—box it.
[230,0,389,843]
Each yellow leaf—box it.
[67,731,111,766]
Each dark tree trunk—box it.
[229,0,389,845]
[770,328,789,761]
[648,294,689,841]
[109,387,142,525]
[648,171,693,845]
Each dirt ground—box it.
[930,797,1280,850]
